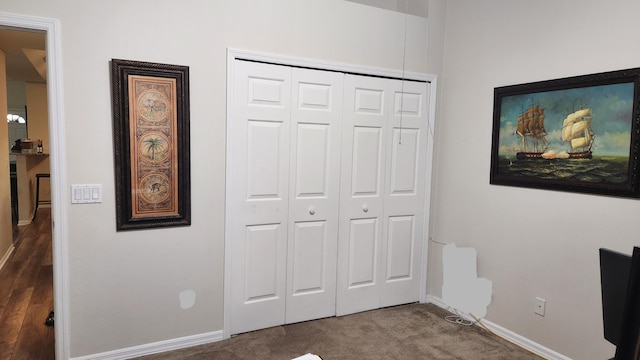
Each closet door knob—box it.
[309,207,316,215]
[362,205,368,213]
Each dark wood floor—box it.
[0,208,55,359]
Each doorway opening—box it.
[1,12,68,360]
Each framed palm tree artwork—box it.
[111,59,191,230]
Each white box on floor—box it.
[292,354,322,360]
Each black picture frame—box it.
[111,59,191,230]
[490,68,640,198]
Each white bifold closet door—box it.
[336,75,428,316]
[228,59,429,335]
[229,60,342,335]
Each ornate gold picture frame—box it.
[111,59,190,230]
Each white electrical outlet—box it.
[535,297,546,316]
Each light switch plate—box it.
[71,184,102,204]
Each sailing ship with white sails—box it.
[561,108,594,159]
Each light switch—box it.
[74,188,83,200]
[71,184,102,204]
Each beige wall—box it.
[0,50,13,267]
[6,80,26,109]
[1,1,427,358]
[25,82,48,151]
[429,0,640,359]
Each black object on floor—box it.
[45,310,54,327]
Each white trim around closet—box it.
[224,48,438,339]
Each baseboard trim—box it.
[479,318,572,360]
[70,330,223,360]
[425,295,572,360]
[0,244,15,271]
[67,297,571,360]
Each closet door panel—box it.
[294,123,330,196]
[379,80,429,307]
[338,76,429,315]
[244,224,283,301]
[286,68,342,324]
[246,120,285,199]
[337,75,389,316]
[351,127,383,196]
[229,61,291,335]
[389,128,419,194]
[291,221,327,294]
[385,215,414,281]
[347,218,379,287]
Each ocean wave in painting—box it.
[497,156,629,184]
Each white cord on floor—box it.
[444,308,477,326]
[444,314,474,326]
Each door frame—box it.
[0,12,69,360]
[224,48,437,339]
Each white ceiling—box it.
[0,27,47,83]
[344,0,428,18]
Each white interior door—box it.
[336,75,389,315]
[229,60,291,334]
[336,75,429,316]
[285,68,342,323]
[379,79,428,307]
[229,61,343,334]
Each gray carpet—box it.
[137,303,543,360]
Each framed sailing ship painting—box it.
[111,59,191,230]
[490,68,640,198]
